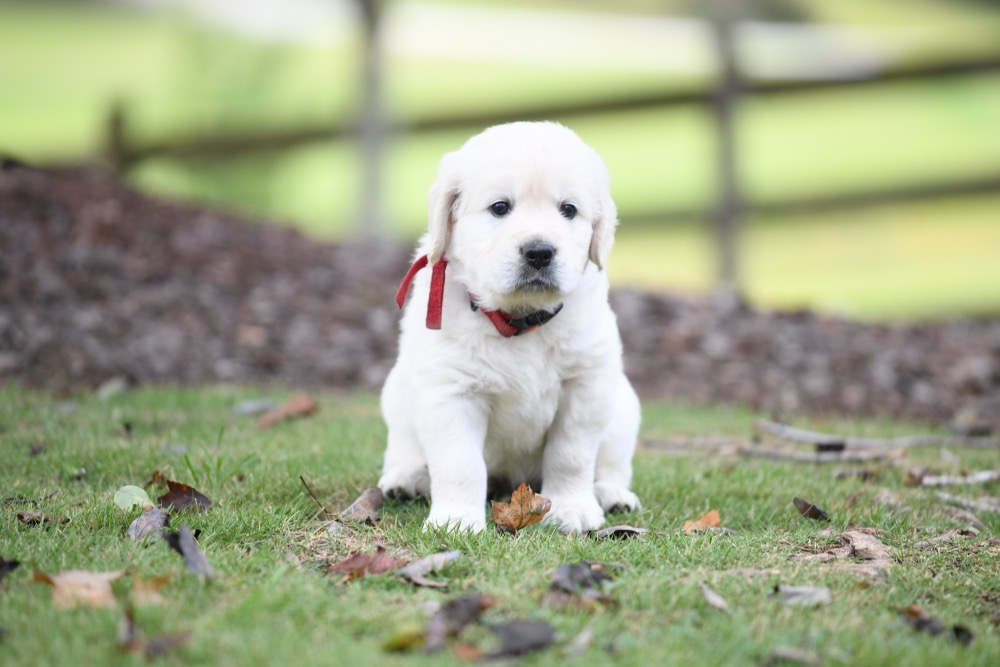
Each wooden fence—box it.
[103,22,1000,293]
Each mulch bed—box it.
[2,161,997,430]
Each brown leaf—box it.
[398,550,462,588]
[340,487,383,525]
[15,510,70,526]
[490,483,551,534]
[33,568,124,608]
[118,596,190,658]
[424,594,496,654]
[793,497,831,522]
[132,573,172,606]
[127,508,170,541]
[900,604,974,645]
[542,561,616,611]
[486,620,556,659]
[150,471,212,513]
[0,558,21,583]
[257,394,318,429]
[328,545,406,581]
[683,508,721,535]
[164,524,215,580]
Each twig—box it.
[756,419,1000,450]
[918,470,1000,487]
[299,476,335,518]
[737,446,905,463]
[934,491,1000,513]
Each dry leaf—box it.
[398,550,462,588]
[1,558,21,583]
[683,509,720,535]
[150,471,212,513]
[793,497,831,522]
[542,561,615,611]
[424,594,497,654]
[900,604,974,645]
[118,596,191,658]
[127,508,170,541]
[132,573,172,606]
[15,510,69,526]
[771,584,832,607]
[340,487,383,525]
[700,584,730,613]
[164,524,215,580]
[486,620,556,659]
[491,483,551,534]
[257,394,318,429]
[328,545,406,582]
[33,568,124,608]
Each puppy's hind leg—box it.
[594,377,642,514]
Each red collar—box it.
[395,254,562,337]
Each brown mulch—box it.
[2,161,998,429]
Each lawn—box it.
[2,385,998,666]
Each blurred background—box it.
[3,0,999,320]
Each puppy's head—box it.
[424,122,617,315]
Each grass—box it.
[1,385,998,666]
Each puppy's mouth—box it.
[512,269,560,294]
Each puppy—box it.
[379,121,640,533]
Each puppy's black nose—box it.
[521,241,555,269]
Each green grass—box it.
[2,385,998,666]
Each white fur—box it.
[378,122,640,534]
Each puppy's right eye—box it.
[489,200,511,217]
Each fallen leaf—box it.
[328,545,405,582]
[118,596,190,658]
[591,524,648,540]
[398,550,462,588]
[771,584,832,608]
[257,394,317,429]
[914,528,980,550]
[541,561,616,611]
[114,485,154,512]
[765,645,820,667]
[131,573,171,606]
[700,584,730,613]
[424,594,496,654]
[127,508,170,541]
[683,508,720,535]
[793,497,831,522]
[486,620,556,658]
[565,628,595,658]
[230,398,277,416]
[1,558,21,583]
[164,524,215,580]
[451,641,485,660]
[340,487,383,525]
[900,604,974,645]
[936,505,987,531]
[33,568,124,608]
[150,471,212,513]
[15,510,70,526]
[382,621,426,652]
[491,483,551,534]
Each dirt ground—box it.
[2,161,998,430]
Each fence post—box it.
[708,3,745,302]
[357,0,387,238]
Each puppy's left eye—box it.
[559,203,577,220]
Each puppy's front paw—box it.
[542,495,605,534]
[424,505,486,533]
[594,481,641,514]
[378,467,430,500]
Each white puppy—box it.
[379,121,640,533]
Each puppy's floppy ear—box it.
[426,154,460,265]
[589,183,618,271]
